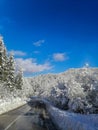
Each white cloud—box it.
[33,40,45,47]
[15,58,52,74]
[53,53,68,62]
[9,50,26,56]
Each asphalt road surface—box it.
[0,104,47,130]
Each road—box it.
[0,104,46,130]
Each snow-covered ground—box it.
[47,105,98,130]
[0,81,27,114]
[0,97,26,114]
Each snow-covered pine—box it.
[3,47,9,81]
[0,36,8,81]
[6,53,15,89]
[0,35,24,92]
[15,67,23,90]
[0,41,3,80]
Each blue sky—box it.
[0,0,98,76]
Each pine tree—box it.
[0,35,24,91]
[3,47,9,81]
[0,36,7,81]
[7,53,15,88]
[15,67,23,89]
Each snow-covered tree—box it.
[3,47,9,81]
[0,36,16,90]
[0,36,8,81]
[5,53,15,89]
[0,35,24,91]
[7,53,15,82]
[15,67,23,89]
[84,63,89,68]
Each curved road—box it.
[0,104,46,130]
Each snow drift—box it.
[47,105,98,130]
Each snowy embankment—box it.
[47,105,98,130]
[30,98,98,130]
[0,98,26,115]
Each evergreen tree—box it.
[0,35,23,91]
[15,67,23,89]
[3,47,9,81]
[0,36,7,81]
[7,53,15,88]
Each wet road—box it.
[0,104,46,130]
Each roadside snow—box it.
[29,98,98,130]
[47,105,98,130]
[0,97,26,114]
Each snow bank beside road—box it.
[0,98,26,115]
[29,98,98,130]
[47,105,98,130]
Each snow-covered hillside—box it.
[26,68,98,114]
